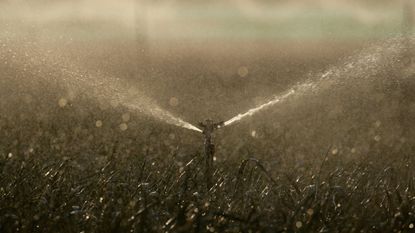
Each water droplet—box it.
[95,120,103,128]
[129,200,137,207]
[169,97,179,107]
[58,98,67,108]
[237,66,249,77]
[409,223,414,229]
[119,123,128,131]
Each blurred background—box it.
[0,0,410,41]
[1,0,414,160]
[1,0,412,118]
[0,0,411,41]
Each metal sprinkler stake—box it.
[198,119,224,190]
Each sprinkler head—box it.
[198,119,225,133]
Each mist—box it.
[1,1,415,232]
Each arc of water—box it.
[222,37,406,127]
[126,103,202,132]
[2,43,202,134]
[59,69,202,133]
[223,89,296,126]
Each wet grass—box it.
[0,87,414,232]
[1,143,415,233]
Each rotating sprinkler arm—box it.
[197,120,225,135]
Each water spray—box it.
[3,36,409,191]
[223,89,296,126]
[188,37,409,182]
[193,89,297,188]
[2,43,203,134]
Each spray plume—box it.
[222,37,407,127]
[224,89,295,126]
[57,68,203,133]
[2,42,202,133]
[2,37,407,133]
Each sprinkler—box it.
[198,119,225,189]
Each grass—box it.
[1,141,415,232]
[0,87,414,232]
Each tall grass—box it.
[1,145,414,232]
